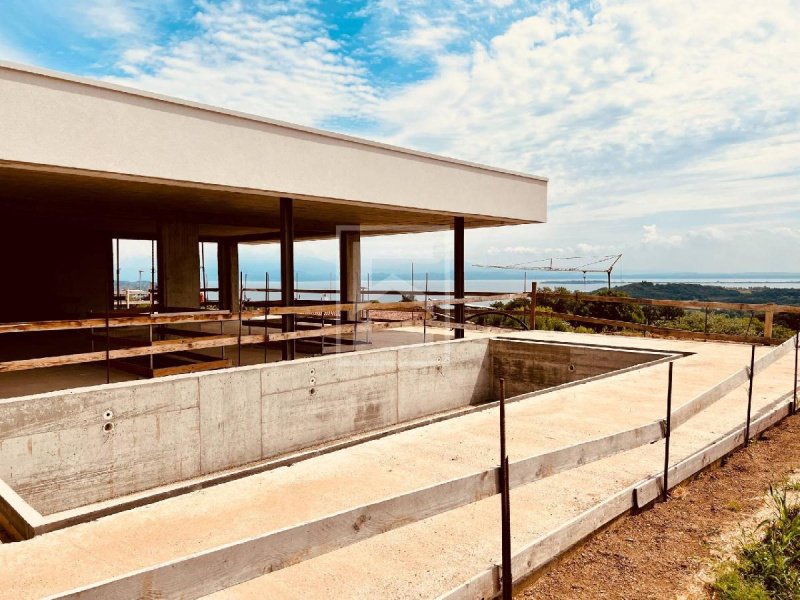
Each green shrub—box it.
[713,487,800,599]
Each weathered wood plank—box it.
[50,470,500,600]
[0,319,425,373]
[537,291,800,314]
[439,394,796,600]
[546,310,776,344]
[49,418,664,599]
[636,393,793,507]
[671,367,749,429]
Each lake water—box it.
[217,276,800,303]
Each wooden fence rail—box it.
[51,337,798,600]
[0,293,532,374]
[465,286,798,344]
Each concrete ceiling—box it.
[0,163,518,242]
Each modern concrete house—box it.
[0,61,546,324]
[1,61,799,600]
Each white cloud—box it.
[386,15,463,59]
[373,0,800,233]
[487,245,568,255]
[85,0,140,36]
[641,225,681,246]
[626,224,800,273]
[105,0,377,125]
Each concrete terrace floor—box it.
[0,331,796,599]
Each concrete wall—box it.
[0,338,664,517]
[0,63,546,223]
[490,339,660,399]
[0,338,492,515]
[0,223,109,321]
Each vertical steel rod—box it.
[264,272,269,362]
[149,239,155,370]
[321,312,326,355]
[353,275,359,353]
[115,238,120,310]
[237,271,244,366]
[150,239,155,311]
[792,331,798,415]
[105,278,111,384]
[662,362,673,502]
[498,377,512,600]
[745,344,756,447]
[200,242,207,303]
[423,273,429,343]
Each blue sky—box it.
[1,0,799,275]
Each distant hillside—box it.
[611,282,800,305]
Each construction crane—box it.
[475,254,622,290]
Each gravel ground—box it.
[516,409,800,600]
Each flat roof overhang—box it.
[0,62,546,240]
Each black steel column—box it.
[662,362,673,502]
[793,332,798,415]
[744,344,755,446]
[498,378,512,600]
[454,216,465,339]
[280,197,295,360]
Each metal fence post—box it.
[793,331,799,415]
[745,344,755,447]
[498,377,512,600]
[423,273,429,343]
[264,272,274,362]
[662,362,673,502]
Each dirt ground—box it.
[516,408,800,600]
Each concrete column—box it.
[217,240,239,311]
[158,222,200,309]
[454,217,465,339]
[280,198,295,360]
[338,227,361,322]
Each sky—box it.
[1,0,799,277]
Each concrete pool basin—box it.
[0,337,672,539]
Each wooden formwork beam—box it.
[0,320,422,373]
